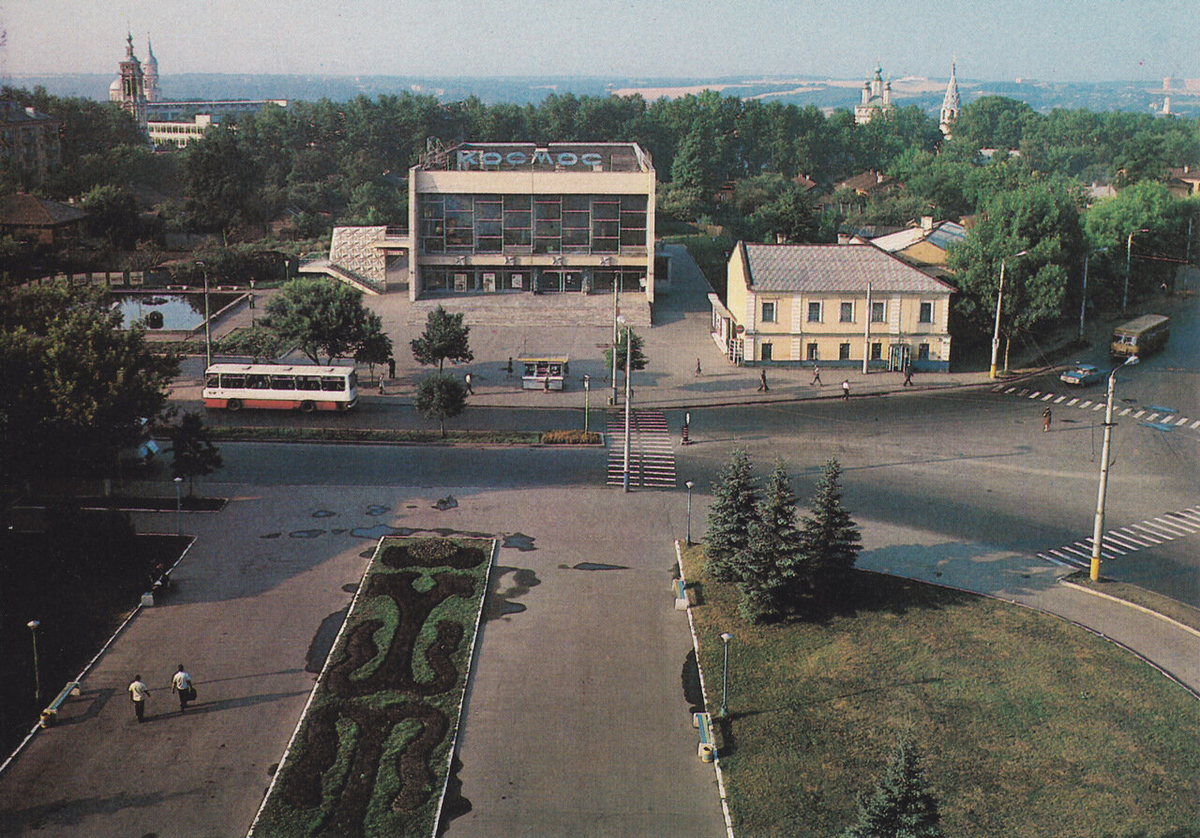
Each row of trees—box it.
[705,451,861,623]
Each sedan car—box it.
[1059,363,1104,386]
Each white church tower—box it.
[940,60,960,138]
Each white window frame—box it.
[871,300,886,323]
[919,301,934,324]
[807,301,822,323]
[761,300,777,323]
[840,301,855,323]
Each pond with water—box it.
[112,292,240,331]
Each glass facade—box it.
[420,193,648,257]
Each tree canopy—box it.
[414,373,467,437]
[411,305,473,371]
[262,277,387,365]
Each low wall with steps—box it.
[398,293,652,329]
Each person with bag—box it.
[171,664,195,713]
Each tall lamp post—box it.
[719,631,733,718]
[990,250,1027,379]
[583,375,590,434]
[621,318,633,493]
[27,620,41,706]
[1090,355,1139,581]
[1124,228,1149,313]
[174,476,183,536]
[1080,247,1107,339]
[197,261,211,370]
[685,480,695,545]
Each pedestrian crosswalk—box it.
[992,384,1200,432]
[605,409,677,489]
[1036,506,1200,570]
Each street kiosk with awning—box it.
[519,356,570,390]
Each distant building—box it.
[940,61,960,138]
[710,242,955,371]
[0,193,88,245]
[0,102,62,184]
[406,141,656,318]
[1166,165,1200,198]
[871,218,967,269]
[109,32,288,146]
[854,65,894,125]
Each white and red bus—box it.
[203,363,358,412]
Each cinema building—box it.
[406,142,657,317]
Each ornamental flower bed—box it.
[253,536,495,838]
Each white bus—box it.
[203,363,358,412]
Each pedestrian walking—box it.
[811,364,822,386]
[758,369,769,391]
[841,379,850,400]
[506,357,514,377]
[1043,406,1052,432]
[378,377,386,395]
[464,372,474,394]
[695,357,702,376]
[903,365,914,386]
[387,356,396,379]
[171,665,194,714]
[128,675,150,722]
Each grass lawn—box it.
[253,536,494,838]
[205,427,602,446]
[680,544,1200,837]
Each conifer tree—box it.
[739,458,805,623]
[841,736,943,838]
[799,458,862,600]
[704,448,759,582]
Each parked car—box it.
[1060,363,1104,386]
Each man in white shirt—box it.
[128,675,150,722]
[171,665,193,713]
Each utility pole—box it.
[990,251,1025,379]
[1090,356,1138,581]
[862,283,871,375]
[622,322,632,493]
[198,261,211,370]
[1124,228,1148,313]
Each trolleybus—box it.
[1110,314,1169,359]
[203,363,358,412]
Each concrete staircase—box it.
[399,292,652,329]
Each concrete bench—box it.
[40,681,80,728]
[673,579,696,610]
[694,711,715,762]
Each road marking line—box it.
[1042,393,1056,401]
[1176,417,1190,426]
[1171,510,1200,526]
[1041,553,1077,567]
[1093,403,1106,411]
[1059,545,1091,559]
[1054,396,1067,403]
[1134,410,1145,418]
[1191,420,1200,429]
[1151,517,1196,536]
[1080,400,1093,408]
[1120,408,1132,416]
[1131,524,1169,542]
[1003,387,1017,393]
[1103,533,1141,551]
[1116,527,1158,546]
[1067,398,1080,406]
[1029,391,1042,399]
[1082,537,1126,556]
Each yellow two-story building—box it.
[710,242,956,371]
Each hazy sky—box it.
[6,0,1193,82]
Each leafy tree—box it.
[704,448,760,582]
[262,277,384,364]
[747,184,819,243]
[183,127,262,243]
[0,281,179,486]
[168,411,223,497]
[841,736,943,838]
[739,459,805,623]
[411,305,473,371]
[952,95,1041,150]
[946,179,1085,350]
[604,328,648,375]
[1083,180,1189,305]
[799,459,862,599]
[414,374,467,438]
[80,184,140,249]
[354,325,393,381]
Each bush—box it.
[408,537,460,563]
[540,430,602,445]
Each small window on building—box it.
[808,302,821,322]
[806,342,819,361]
[840,302,854,323]
[918,343,930,361]
[919,302,934,323]
[871,301,885,322]
[871,342,883,360]
[761,343,773,361]
[839,342,851,360]
[761,301,777,323]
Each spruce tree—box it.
[739,459,805,623]
[841,736,943,838]
[799,458,862,601]
[704,448,759,582]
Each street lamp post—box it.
[197,261,211,370]
[174,476,183,536]
[1090,355,1138,581]
[610,279,619,405]
[990,250,1026,379]
[719,631,733,718]
[27,620,41,706]
[583,375,590,434]
[1124,228,1149,313]
[685,480,695,545]
[621,320,632,493]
